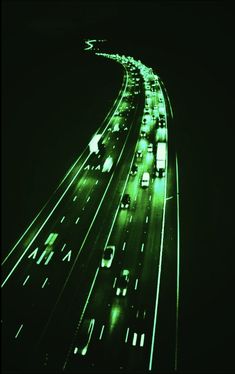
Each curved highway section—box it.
[1,41,180,373]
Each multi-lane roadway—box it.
[2,44,179,373]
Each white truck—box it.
[156,127,167,142]
[156,142,167,177]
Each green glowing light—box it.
[89,134,102,154]
[44,233,58,246]
[102,156,113,172]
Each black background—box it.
[2,1,235,372]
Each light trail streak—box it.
[22,275,30,286]
[15,324,23,339]
[125,328,130,343]
[99,325,105,340]
[42,278,48,288]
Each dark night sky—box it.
[2,1,235,372]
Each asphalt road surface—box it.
[2,46,179,373]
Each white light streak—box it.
[125,328,129,343]
[99,325,105,340]
[15,324,23,339]
[42,278,48,288]
[23,275,30,286]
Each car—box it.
[130,164,138,175]
[136,150,143,158]
[140,130,147,138]
[159,119,166,127]
[73,318,95,356]
[101,245,115,268]
[141,172,150,187]
[116,269,130,296]
[120,194,130,209]
[147,143,153,152]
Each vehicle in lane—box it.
[156,142,166,177]
[102,156,113,172]
[156,127,167,142]
[73,318,95,356]
[116,269,130,296]
[136,150,143,159]
[140,130,147,138]
[130,164,138,175]
[147,143,153,152]
[120,194,131,209]
[101,245,115,268]
[141,172,150,188]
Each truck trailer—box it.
[156,142,167,177]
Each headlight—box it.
[81,346,87,356]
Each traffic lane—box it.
[50,126,147,372]
[1,67,128,275]
[0,156,107,289]
[2,95,145,372]
[151,144,178,371]
[87,178,165,372]
[73,182,160,371]
[22,108,143,368]
[1,127,129,294]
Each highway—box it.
[2,42,179,373]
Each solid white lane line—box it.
[141,243,145,252]
[86,196,90,202]
[146,216,149,223]
[23,275,30,286]
[113,277,117,288]
[132,333,138,346]
[60,216,65,223]
[134,279,139,290]
[2,58,128,270]
[149,195,152,201]
[1,151,91,287]
[42,278,48,288]
[149,85,168,371]
[73,195,77,202]
[125,328,130,343]
[175,153,181,371]
[140,333,145,347]
[15,324,23,339]
[61,243,66,252]
[95,180,99,184]
[122,242,126,251]
[129,215,132,223]
[75,217,80,224]
[99,325,105,340]
[44,252,54,265]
